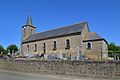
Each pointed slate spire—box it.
[26,15,32,26]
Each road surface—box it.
[0,70,111,80]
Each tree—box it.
[0,45,7,55]
[108,42,120,60]
[116,46,120,51]
[7,44,18,55]
[108,42,119,51]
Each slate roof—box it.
[22,21,107,44]
[22,22,87,43]
[26,15,32,26]
[86,32,102,40]
[83,32,108,43]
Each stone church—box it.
[21,16,108,60]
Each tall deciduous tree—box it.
[7,44,18,55]
[108,42,119,51]
[0,45,7,55]
[117,46,120,51]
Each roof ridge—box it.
[23,21,87,43]
[33,21,87,35]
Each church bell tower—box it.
[22,15,36,42]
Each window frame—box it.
[34,44,37,52]
[27,45,29,52]
[65,39,70,50]
[43,42,46,53]
[53,41,57,50]
[86,42,92,50]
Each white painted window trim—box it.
[86,42,92,50]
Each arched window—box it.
[53,41,57,50]
[65,39,70,49]
[87,42,92,50]
[43,43,46,53]
[34,44,37,52]
[43,43,46,48]
[27,45,29,51]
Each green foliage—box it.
[117,46,120,51]
[108,42,120,52]
[0,45,7,55]
[7,44,18,55]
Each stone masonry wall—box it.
[0,60,119,79]
[21,34,82,57]
[83,40,107,60]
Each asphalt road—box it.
[0,70,111,80]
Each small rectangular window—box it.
[65,39,70,50]
[27,45,29,51]
[86,42,92,50]
[43,43,46,53]
[53,41,57,50]
[34,44,37,52]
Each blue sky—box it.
[0,0,120,48]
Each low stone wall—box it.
[0,60,120,79]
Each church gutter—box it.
[83,38,108,44]
[21,32,81,44]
